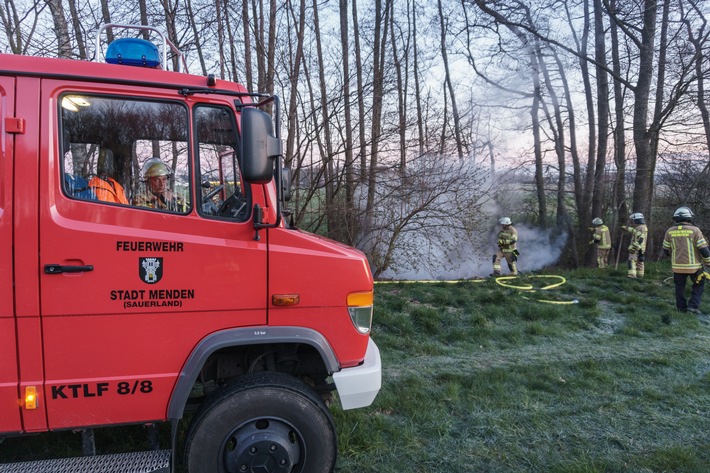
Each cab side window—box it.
[195,105,248,221]
[60,94,190,213]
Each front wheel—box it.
[183,372,337,473]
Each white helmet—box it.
[673,206,694,222]
[592,217,603,226]
[142,157,172,180]
[499,217,512,225]
[629,212,645,224]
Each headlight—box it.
[347,291,374,334]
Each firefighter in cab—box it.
[621,212,648,278]
[590,217,611,268]
[493,217,519,276]
[662,206,710,315]
[88,148,129,204]
[134,157,182,212]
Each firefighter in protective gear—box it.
[590,217,611,268]
[493,217,518,276]
[621,212,648,278]
[88,148,129,204]
[133,157,183,211]
[662,206,710,314]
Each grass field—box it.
[333,262,710,472]
[2,261,709,472]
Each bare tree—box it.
[437,0,464,160]
[44,0,72,58]
[352,0,367,182]
[242,0,253,91]
[609,0,629,232]
[341,0,357,244]
[1,0,45,54]
[100,0,112,42]
[365,0,391,221]
[67,0,86,59]
[681,0,710,165]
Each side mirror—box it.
[281,167,291,202]
[241,107,282,184]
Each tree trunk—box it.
[531,56,547,229]
[186,0,207,75]
[437,0,464,160]
[253,0,265,91]
[683,2,710,165]
[341,0,357,244]
[100,0,113,42]
[67,0,86,59]
[0,0,25,54]
[365,0,391,221]
[266,0,276,96]
[391,1,408,175]
[412,0,425,158]
[243,0,253,91]
[215,0,226,78]
[610,0,628,232]
[285,0,306,169]
[223,0,239,83]
[352,0,367,182]
[535,38,566,231]
[631,0,657,219]
[45,0,72,58]
[590,0,609,265]
[312,0,340,240]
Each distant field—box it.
[2,262,710,472]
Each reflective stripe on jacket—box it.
[626,224,648,252]
[497,226,518,253]
[662,224,709,274]
[593,225,611,249]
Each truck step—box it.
[0,449,170,473]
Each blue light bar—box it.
[106,38,160,68]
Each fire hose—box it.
[377,275,578,304]
[494,275,579,305]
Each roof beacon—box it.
[95,23,188,72]
[106,38,160,67]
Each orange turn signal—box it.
[272,294,300,306]
[25,386,37,410]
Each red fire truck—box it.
[0,24,381,473]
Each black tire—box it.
[183,372,337,473]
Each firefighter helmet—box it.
[97,148,115,177]
[499,217,512,225]
[673,206,694,222]
[592,217,603,226]
[142,157,172,180]
[629,212,645,224]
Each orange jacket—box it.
[88,176,129,204]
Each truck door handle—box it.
[44,264,94,274]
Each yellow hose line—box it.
[496,275,578,304]
[495,275,566,291]
[374,275,578,304]
[494,277,534,290]
[522,295,579,305]
[375,279,486,284]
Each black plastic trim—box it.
[167,326,339,420]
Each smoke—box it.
[354,156,568,280]
[510,225,569,274]
[379,222,568,280]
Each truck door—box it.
[37,82,267,429]
[0,76,22,434]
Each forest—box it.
[3,0,710,278]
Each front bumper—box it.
[332,338,382,410]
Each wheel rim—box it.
[222,417,304,473]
